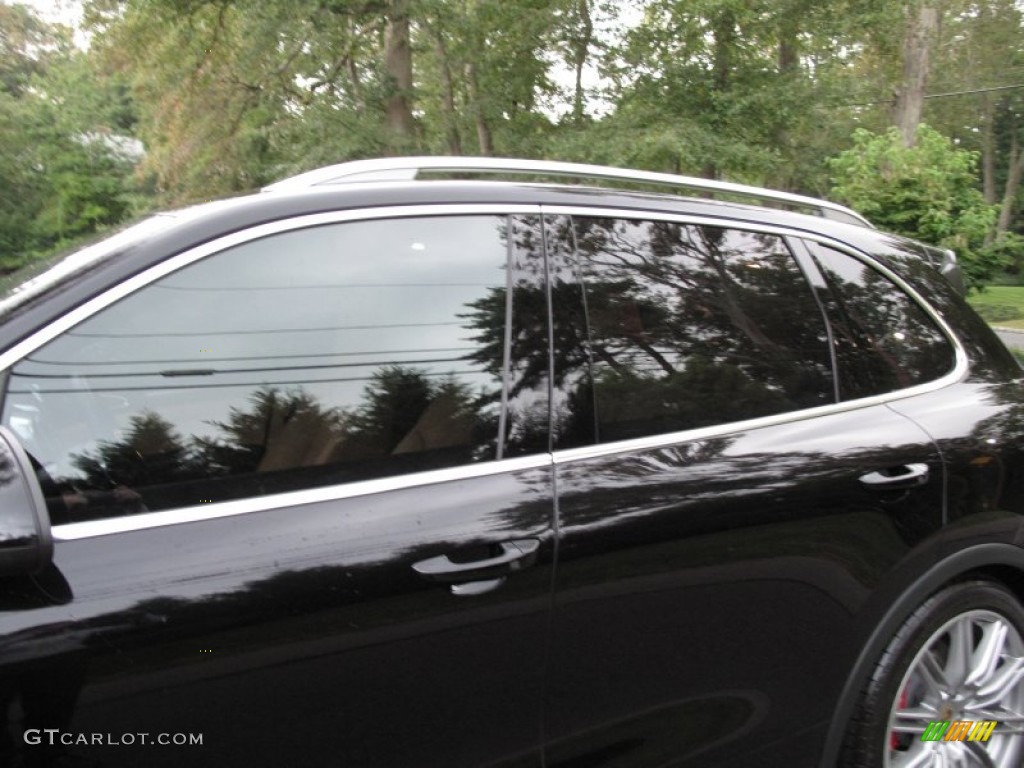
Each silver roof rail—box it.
[262,156,873,228]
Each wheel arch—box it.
[819,542,1024,767]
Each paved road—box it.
[994,327,1024,351]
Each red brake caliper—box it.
[890,687,909,750]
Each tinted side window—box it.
[4,215,523,523]
[806,242,956,399]
[549,217,834,446]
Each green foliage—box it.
[0,7,143,271]
[982,233,1024,278]
[1,0,1022,274]
[829,125,1001,284]
[0,3,59,96]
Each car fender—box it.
[819,535,1024,767]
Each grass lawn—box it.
[967,286,1024,329]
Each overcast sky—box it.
[9,0,82,24]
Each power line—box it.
[845,82,1024,107]
[925,83,1024,100]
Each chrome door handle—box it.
[412,539,540,584]
[859,463,930,490]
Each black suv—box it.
[0,157,1021,768]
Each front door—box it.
[0,210,555,768]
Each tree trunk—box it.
[774,13,800,187]
[982,95,998,245]
[384,0,415,139]
[998,131,1024,236]
[432,28,463,155]
[982,95,997,205]
[346,55,364,114]
[571,0,593,124]
[702,9,737,179]
[711,9,735,93]
[466,61,493,156]
[892,3,939,148]
[777,14,799,74]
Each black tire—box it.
[841,580,1024,767]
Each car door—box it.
[0,210,555,768]
[537,213,949,767]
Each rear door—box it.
[0,209,554,768]
[539,213,950,767]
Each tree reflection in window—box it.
[3,215,532,523]
[806,242,955,400]
[461,214,552,458]
[550,217,835,446]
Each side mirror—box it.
[0,426,52,575]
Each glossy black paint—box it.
[1,180,1024,768]
[545,404,944,767]
[2,468,554,767]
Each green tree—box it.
[197,387,347,474]
[0,4,141,269]
[0,3,53,96]
[829,124,1001,284]
[73,410,193,489]
[51,0,1018,251]
[921,1,1024,246]
[547,0,899,195]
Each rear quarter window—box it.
[804,241,956,399]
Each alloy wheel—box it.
[886,609,1024,767]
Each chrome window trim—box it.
[7,201,965,539]
[52,453,553,540]
[0,204,542,373]
[539,205,968,465]
[549,388,944,465]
